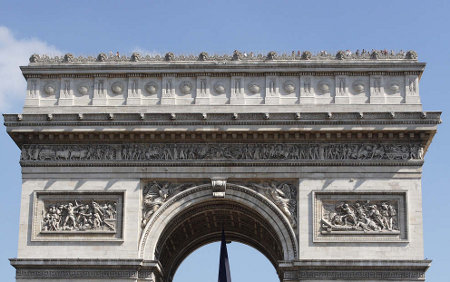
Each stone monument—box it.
[4,50,440,281]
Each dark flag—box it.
[218,229,231,282]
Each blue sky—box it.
[0,0,449,281]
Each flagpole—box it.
[218,229,231,282]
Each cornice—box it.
[21,64,426,79]
[3,111,441,126]
[21,50,425,78]
[4,112,440,146]
[26,50,419,65]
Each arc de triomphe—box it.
[5,50,440,281]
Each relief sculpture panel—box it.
[21,143,424,165]
[32,192,123,241]
[313,191,407,242]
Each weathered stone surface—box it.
[5,51,440,281]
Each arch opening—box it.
[157,200,284,280]
[173,241,279,282]
[139,183,297,282]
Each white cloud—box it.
[0,26,63,113]
[131,47,162,57]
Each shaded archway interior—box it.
[156,200,284,281]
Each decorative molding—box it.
[28,50,418,64]
[20,143,424,167]
[313,191,407,242]
[32,191,124,241]
[11,259,163,280]
[16,269,140,279]
[211,178,227,198]
[138,181,299,258]
[284,270,425,280]
[4,112,441,130]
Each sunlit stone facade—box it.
[5,50,439,281]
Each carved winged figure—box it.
[141,181,191,227]
[250,182,297,227]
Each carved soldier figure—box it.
[62,201,82,229]
[380,202,397,231]
[142,182,170,227]
[367,204,385,229]
[77,204,93,229]
[339,203,357,225]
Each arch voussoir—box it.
[138,182,298,281]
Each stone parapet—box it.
[20,51,425,112]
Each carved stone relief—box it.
[214,82,226,94]
[248,83,261,94]
[352,81,365,93]
[28,50,418,64]
[317,81,330,94]
[141,180,298,229]
[41,200,117,232]
[43,83,56,96]
[283,81,296,94]
[179,81,192,95]
[247,182,297,227]
[21,143,424,164]
[111,81,124,95]
[77,84,89,96]
[313,192,407,242]
[321,201,398,233]
[143,81,158,96]
[32,192,123,241]
[141,181,197,227]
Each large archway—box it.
[173,242,279,281]
[139,183,298,282]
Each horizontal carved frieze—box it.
[21,143,424,166]
[313,192,407,242]
[32,192,123,241]
[16,269,139,279]
[284,270,425,280]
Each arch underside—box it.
[156,200,285,281]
